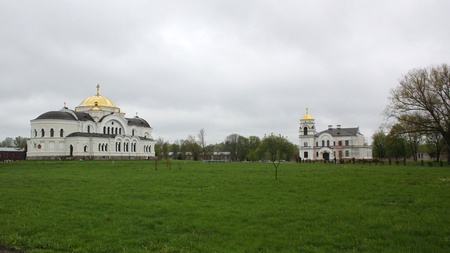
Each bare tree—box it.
[197,129,206,159]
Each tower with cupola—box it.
[299,108,316,160]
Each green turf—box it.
[0,160,449,252]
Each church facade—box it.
[298,109,372,161]
[27,85,156,160]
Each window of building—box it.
[322,140,325,146]
[303,127,308,135]
[345,140,350,146]
[345,150,350,157]
[50,129,54,137]
[84,146,87,152]
[60,129,64,137]
[41,129,45,137]
[338,150,343,157]
[338,141,342,146]
[304,152,308,158]
[303,142,308,147]
[327,140,330,147]
[87,125,91,133]
[316,142,318,147]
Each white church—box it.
[298,109,372,161]
[27,85,156,160]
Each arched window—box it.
[132,129,135,136]
[303,127,308,135]
[34,129,37,137]
[327,140,330,147]
[60,129,64,137]
[103,127,106,134]
[41,129,45,137]
[98,143,101,151]
[50,129,54,137]
[84,146,87,152]
[105,144,108,152]
[322,140,325,147]
[87,125,91,133]
[107,127,110,134]
[119,128,122,135]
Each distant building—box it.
[298,108,372,161]
[0,147,26,161]
[27,85,156,160]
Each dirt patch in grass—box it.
[0,245,25,253]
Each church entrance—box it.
[69,145,73,157]
[322,152,330,161]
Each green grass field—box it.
[0,160,449,252]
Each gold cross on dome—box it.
[96,84,100,96]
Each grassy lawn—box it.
[0,160,449,252]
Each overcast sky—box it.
[1,0,449,145]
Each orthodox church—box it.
[298,108,372,161]
[27,85,156,160]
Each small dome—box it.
[78,84,116,107]
[36,111,77,121]
[126,117,151,128]
[301,108,313,120]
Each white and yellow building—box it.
[27,85,156,160]
[298,108,372,161]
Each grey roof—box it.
[0,147,25,152]
[36,111,78,121]
[74,112,94,121]
[66,132,116,138]
[35,108,94,122]
[126,117,151,128]
[315,127,360,137]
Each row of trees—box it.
[373,64,450,162]
[155,129,298,162]
[0,136,28,148]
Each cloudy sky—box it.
[1,0,449,145]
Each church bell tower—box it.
[299,108,316,160]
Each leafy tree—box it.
[425,132,446,161]
[224,134,241,162]
[259,134,296,180]
[386,124,409,162]
[386,64,450,162]
[247,136,261,161]
[1,137,14,147]
[171,140,181,160]
[183,135,200,160]
[371,130,387,159]
[14,136,28,149]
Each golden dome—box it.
[79,84,116,107]
[301,107,313,120]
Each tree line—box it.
[155,129,298,162]
[372,63,450,163]
[0,136,27,149]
